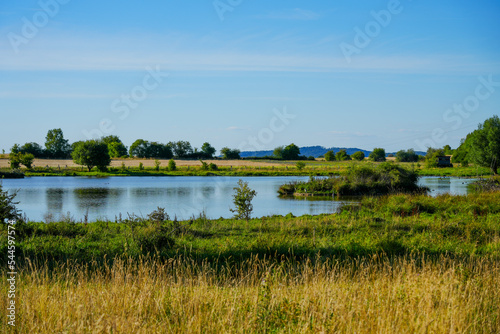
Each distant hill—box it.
[240,146,426,158]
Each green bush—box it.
[168,159,177,171]
[324,151,334,161]
[369,148,386,162]
[351,151,365,161]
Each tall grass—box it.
[0,255,498,333]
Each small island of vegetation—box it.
[278,162,427,197]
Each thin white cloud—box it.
[0,31,498,74]
[255,8,321,21]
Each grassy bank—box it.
[2,192,499,265]
[1,159,495,178]
[1,192,500,332]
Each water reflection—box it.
[73,188,125,209]
[46,188,65,211]
[0,176,476,222]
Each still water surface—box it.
[1,176,475,221]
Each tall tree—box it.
[20,142,45,157]
[170,141,193,158]
[72,140,111,172]
[201,142,216,158]
[101,135,127,157]
[282,143,301,160]
[129,139,149,158]
[467,115,500,174]
[221,147,241,159]
[45,128,71,158]
[273,146,284,159]
[324,150,335,161]
[369,148,386,162]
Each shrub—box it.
[335,149,351,161]
[21,153,35,169]
[396,149,419,162]
[168,159,176,171]
[139,162,144,171]
[0,184,20,223]
[147,207,169,222]
[200,160,209,171]
[209,163,218,171]
[230,179,257,221]
[8,152,21,169]
[154,159,161,171]
[351,151,365,161]
[296,161,306,170]
[369,148,386,162]
[324,151,334,161]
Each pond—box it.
[1,176,476,222]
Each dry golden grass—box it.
[1,255,498,333]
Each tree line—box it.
[6,115,500,174]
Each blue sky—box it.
[1,0,500,154]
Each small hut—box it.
[436,155,453,167]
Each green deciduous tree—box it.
[221,147,241,159]
[129,139,149,158]
[335,149,351,161]
[230,179,257,221]
[71,140,111,172]
[170,141,193,158]
[369,148,386,162]
[8,152,21,169]
[148,142,173,159]
[324,150,335,161]
[467,115,500,174]
[282,143,301,160]
[19,142,45,157]
[20,153,34,169]
[45,128,71,158]
[101,135,128,158]
[273,146,284,159]
[425,148,446,168]
[396,149,419,162]
[351,151,365,161]
[201,142,216,159]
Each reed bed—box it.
[1,255,498,333]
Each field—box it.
[1,192,499,333]
[0,158,494,177]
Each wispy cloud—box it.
[255,8,321,21]
[0,32,498,74]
